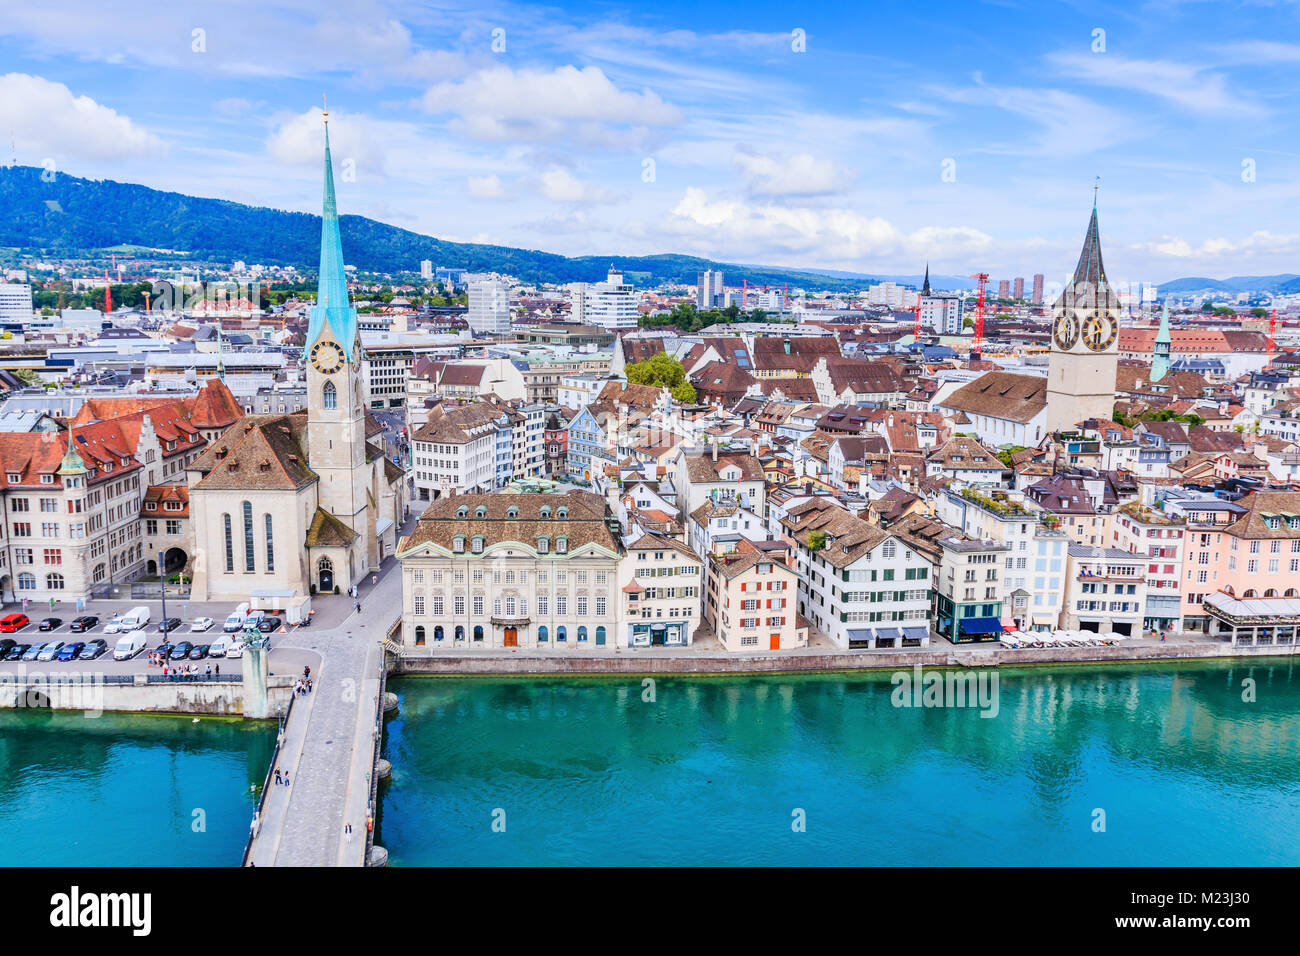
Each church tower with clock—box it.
[1046,201,1120,434]
[304,110,378,577]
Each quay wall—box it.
[392,641,1300,677]
[0,675,295,716]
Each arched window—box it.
[415,625,426,645]
[556,507,568,519]
[539,506,551,519]
[538,625,548,642]
[475,506,487,519]
[223,513,233,572]
[1265,588,1279,597]
[1243,589,1257,598]
[264,514,275,571]
[318,556,333,572]
[243,501,255,571]
[506,507,518,519]
[557,625,567,642]
[46,573,64,590]
[17,573,35,590]
[1224,585,1235,596]
[454,625,465,641]
[433,626,444,642]
[473,625,484,642]
[323,381,337,410]
[577,625,588,642]
[596,626,606,644]
[456,506,468,519]
[1286,588,1299,598]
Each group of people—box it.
[294,665,313,696]
[148,653,219,681]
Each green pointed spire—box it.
[58,428,87,477]
[216,325,226,381]
[306,109,359,359]
[1151,300,1172,383]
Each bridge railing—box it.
[241,693,296,868]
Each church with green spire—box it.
[186,113,407,606]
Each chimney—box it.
[712,441,718,463]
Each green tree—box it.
[807,530,828,552]
[626,353,696,403]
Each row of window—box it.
[222,504,274,573]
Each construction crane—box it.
[104,267,113,315]
[913,297,923,344]
[969,272,989,360]
[1268,308,1278,358]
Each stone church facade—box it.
[187,119,407,607]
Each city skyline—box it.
[1,0,1299,282]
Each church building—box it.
[187,115,407,607]
[1046,202,1121,434]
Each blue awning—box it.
[873,627,903,642]
[846,629,873,642]
[902,626,929,641]
[959,617,1004,635]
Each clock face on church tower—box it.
[310,341,345,374]
[1080,310,1116,352]
[1052,312,1078,351]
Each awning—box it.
[846,629,873,642]
[902,626,928,642]
[873,627,903,642]
[958,617,1004,635]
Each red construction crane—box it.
[1268,308,1278,357]
[913,297,922,342]
[969,272,989,359]
[104,267,113,315]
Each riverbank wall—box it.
[0,674,296,716]
[391,640,1300,677]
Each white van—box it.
[118,606,151,630]
[223,603,251,633]
[243,609,266,629]
[113,630,148,660]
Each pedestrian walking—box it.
[205,664,212,679]
[274,769,282,786]
[215,663,220,677]
[355,601,362,614]
[283,771,290,787]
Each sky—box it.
[2,0,1300,288]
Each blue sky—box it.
[2,0,1299,285]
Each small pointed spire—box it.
[1151,300,1172,383]
[216,324,226,381]
[305,100,358,359]
[58,426,87,477]
[921,263,931,296]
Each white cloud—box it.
[1048,52,1265,118]
[1132,231,1300,260]
[266,108,395,178]
[664,187,993,264]
[538,168,615,204]
[422,65,681,144]
[467,174,506,199]
[0,73,163,162]
[731,147,854,197]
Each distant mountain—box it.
[1158,274,1300,295]
[0,165,872,292]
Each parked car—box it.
[6,643,32,661]
[168,642,194,661]
[223,603,251,632]
[190,617,215,633]
[113,632,148,661]
[188,644,210,661]
[155,641,175,659]
[102,618,126,635]
[0,613,30,633]
[38,617,63,631]
[57,642,85,662]
[69,616,100,633]
[35,641,66,662]
[0,638,15,658]
[157,617,183,633]
[22,643,46,661]
[78,639,109,660]
[257,616,282,633]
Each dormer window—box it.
[6,472,19,483]
[507,507,518,519]
[41,474,54,484]
[456,506,468,519]
[556,536,568,554]
[556,507,568,519]
[146,502,157,511]
[537,536,549,553]
[540,506,551,519]
[471,535,484,554]
[453,535,465,553]
[475,506,487,519]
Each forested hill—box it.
[0,165,869,290]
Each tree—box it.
[626,353,696,403]
[1251,307,1269,317]
[807,530,828,552]
[963,317,974,329]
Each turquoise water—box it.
[0,710,276,866]
[377,662,1300,865]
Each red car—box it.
[0,613,30,633]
